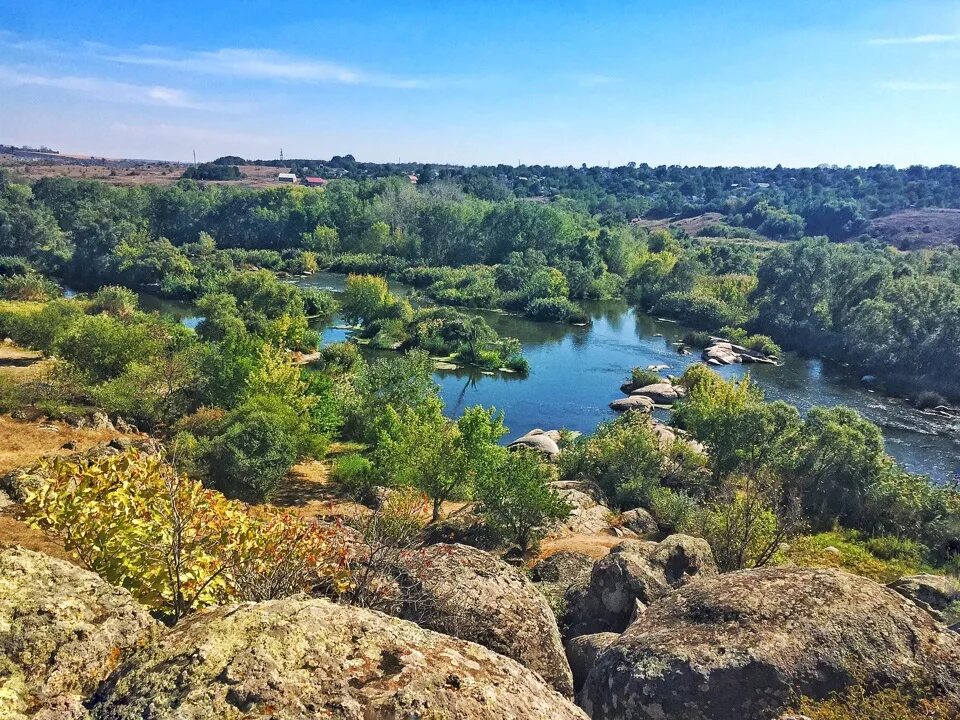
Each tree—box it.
[476,448,570,552]
[341,273,393,326]
[373,400,506,521]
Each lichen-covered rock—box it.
[531,550,596,585]
[551,481,616,535]
[567,632,618,694]
[0,547,159,720]
[620,508,659,535]
[565,535,717,636]
[581,567,960,720]
[397,543,573,696]
[91,597,588,720]
[889,574,960,622]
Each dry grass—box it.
[0,344,52,383]
[2,158,290,189]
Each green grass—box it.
[779,529,934,583]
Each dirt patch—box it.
[0,344,51,383]
[0,414,137,474]
[0,511,73,562]
[534,532,626,563]
[866,208,960,250]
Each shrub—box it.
[55,314,164,382]
[22,449,349,622]
[647,486,698,534]
[682,330,712,348]
[315,341,361,375]
[652,291,739,329]
[88,285,139,318]
[863,535,925,565]
[300,287,338,317]
[207,396,302,501]
[0,274,60,301]
[630,367,663,388]
[524,296,585,323]
[332,453,376,502]
[560,412,664,508]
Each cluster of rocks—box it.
[6,527,960,719]
[0,546,587,720]
[610,379,687,413]
[508,428,564,459]
[702,340,778,366]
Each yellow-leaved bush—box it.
[22,448,351,622]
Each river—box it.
[145,271,960,482]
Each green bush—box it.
[207,396,302,501]
[88,286,139,317]
[0,274,60,301]
[682,330,713,348]
[647,486,698,534]
[630,367,663,388]
[524,296,585,323]
[331,454,376,502]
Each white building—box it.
[277,172,297,183]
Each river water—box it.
[148,271,960,482]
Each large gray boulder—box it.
[509,430,561,459]
[609,395,655,413]
[0,547,159,720]
[630,382,684,404]
[396,543,574,696]
[620,508,659,536]
[581,567,960,720]
[565,535,717,636]
[551,480,616,535]
[91,597,588,720]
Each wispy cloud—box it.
[880,80,956,92]
[97,46,431,89]
[869,33,960,45]
[0,65,246,111]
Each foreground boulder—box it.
[0,547,159,720]
[565,535,717,636]
[91,597,588,720]
[581,567,960,720]
[396,543,574,696]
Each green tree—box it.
[476,448,570,552]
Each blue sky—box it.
[1,1,959,166]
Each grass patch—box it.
[779,530,933,583]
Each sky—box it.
[1,0,959,167]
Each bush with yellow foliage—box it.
[22,448,350,622]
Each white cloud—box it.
[880,80,955,91]
[98,46,430,89]
[0,65,247,111]
[869,34,960,45]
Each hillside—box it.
[866,208,960,250]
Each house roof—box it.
[304,177,328,185]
